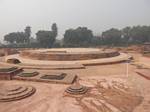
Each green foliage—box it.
[36,31,55,47]
[2,24,150,48]
[0,67,18,72]
[24,26,31,43]
[100,25,150,46]
[63,27,94,47]
[18,72,39,77]
[4,26,31,44]
[51,23,58,37]
[4,32,26,44]
[36,23,58,48]
[102,28,122,46]
[129,26,150,44]
[90,36,102,46]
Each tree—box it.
[36,23,58,48]
[121,27,132,45]
[122,27,131,40]
[4,33,16,44]
[4,26,31,44]
[24,26,31,43]
[4,32,25,44]
[51,23,58,37]
[91,36,102,46]
[36,31,52,47]
[63,27,94,47]
[129,26,150,44]
[102,28,122,46]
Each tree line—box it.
[2,24,150,48]
[4,26,31,44]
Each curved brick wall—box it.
[0,85,36,102]
[20,49,120,61]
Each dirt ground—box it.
[0,52,150,112]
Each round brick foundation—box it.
[20,48,120,61]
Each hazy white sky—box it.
[0,0,150,41]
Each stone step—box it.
[0,85,36,102]
[7,87,28,96]
[65,85,88,95]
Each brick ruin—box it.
[0,67,23,80]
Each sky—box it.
[0,0,150,41]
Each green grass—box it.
[18,72,39,77]
[40,73,66,80]
[0,67,18,72]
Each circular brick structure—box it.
[65,84,88,95]
[0,85,36,102]
[20,48,120,61]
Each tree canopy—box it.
[63,27,94,47]
[102,28,122,46]
[24,26,31,43]
[100,25,150,46]
[36,23,58,48]
[3,24,150,48]
[4,26,31,44]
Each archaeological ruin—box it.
[0,48,149,112]
[0,85,36,102]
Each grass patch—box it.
[40,73,66,80]
[18,72,39,77]
[0,67,18,72]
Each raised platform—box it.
[65,83,88,95]
[13,72,77,84]
[1,53,130,70]
[20,48,120,61]
[0,67,23,80]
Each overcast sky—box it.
[0,0,150,41]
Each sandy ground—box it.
[0,53,150,112]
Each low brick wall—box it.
[0,68,23,80]
[20,50,120,61]
[0,74,11,80]
[13,73,77,84]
